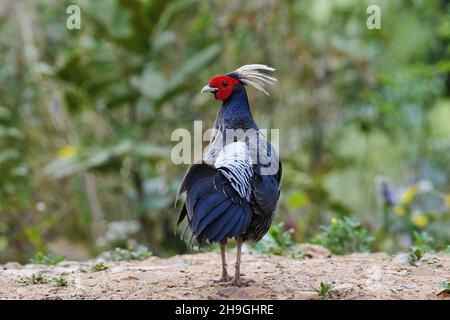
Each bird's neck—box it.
[215,85,256,131]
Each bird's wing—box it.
[251,139,282,218]
[252,161,282,217]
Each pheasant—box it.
[176,64,282,286]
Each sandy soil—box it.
[1,246,449,300]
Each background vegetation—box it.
[0,0,449,263]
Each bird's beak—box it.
[201,84,218,94]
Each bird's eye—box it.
[222,81,228,87]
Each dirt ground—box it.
[1,246,449,300]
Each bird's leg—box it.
[230,236,255,286]
[214,240,230,283]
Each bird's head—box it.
[201,64,277,101]
[201,75,239,101]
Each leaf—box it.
[42,156,84,179]
[84,0,173,53]
[287,191,309,209]
[24,228,42,247]
[83,10,147,53]
[99,246,152,261]
[31,252,65,265]
[43,141,131,178]
[119,0,171,37]
[408,247,425,267]
[0,149,20,165]
[437,281,450,297]
[152,31,177,52]
[139,195,172,211]
[155,44,221,105]
[43,141,168,178]
[0,106,12,120]
[105,92,139,110]
[131,65,168,100]
[0,126,25,139]
[167,43,221,89]
[154,0,197,35]
[132,143,170,159]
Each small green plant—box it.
[315,282,332,299]
[31,252,65,265]
[437,281,450,297]
[408,247,425,266]
[18,273,47,285]
[52,275,73,287]
[311,217,374,255]
[252,223,294,256]
[91,263,109,272]
[412,231,434,251]
[78,266,89,273]
[439,281,450,293]
[99,245,152,262]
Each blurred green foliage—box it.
[30,251,65,265]
[252,222,295,256]
[0,0,449,263]
[311,217,374,255]
[98,246,152,261]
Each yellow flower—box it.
[331,218,337,225]
[58,145,76,159]
[394,206,406,217]
[400,186,417,204]
[412,215,429,228]
[444,194,450,209]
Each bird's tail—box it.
[176,163,252,248]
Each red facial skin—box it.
[208,75,239,101]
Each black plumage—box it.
[177,163,253,246]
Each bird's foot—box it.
[229,276,255,287]
[213,273,231,283]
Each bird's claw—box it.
[213,274,231,283]
[229,277,255,287]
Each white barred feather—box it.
[229,64,277,95]
[214,142,253,201]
